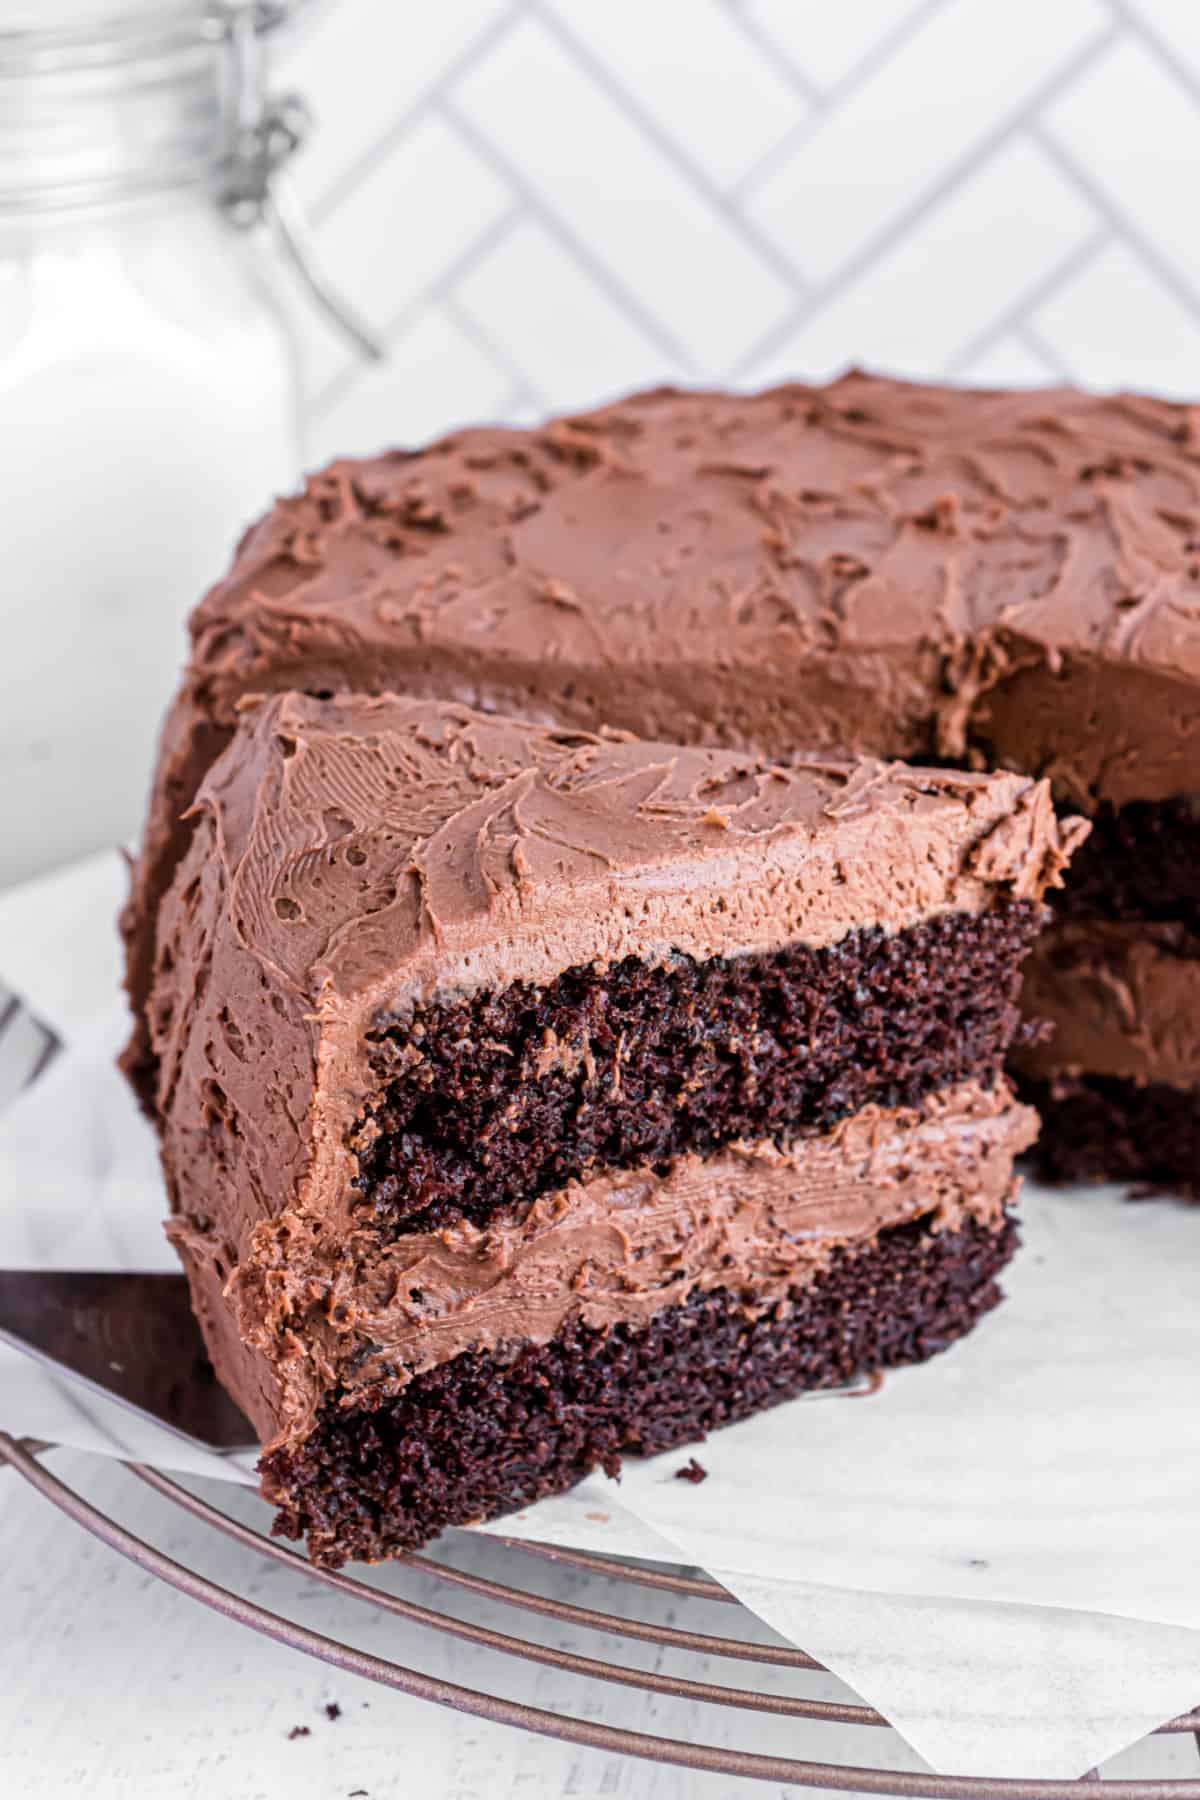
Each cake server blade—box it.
[0,1270,257,1453]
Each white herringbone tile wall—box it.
[275,0,1200,465]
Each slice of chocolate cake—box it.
[123,374,1200,1192]
[149,692,1077,1565]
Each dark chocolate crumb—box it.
[675,1457,708,1484]
[263,1211,1017,1565]
[1022,1072,1200,1197]
[287,1726,311,1741]
[325,1702,342,1721]
[354,906,1038,1236]
[1053,795,1200,931]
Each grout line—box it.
[308,2,525,227]
[712,0,826,108]
[725,105,815,207]
[441,291,544,412]
[1106,0,1200,114]
[942,225,1111,377]
[728,20,1122,380]
[27,1029,61,1090]
[423,206,527,309]
[1015,321,1075,383]
[312,205,527,417]
[1031,122,1200,323]
[525,0,811,293]
[441,97,699,374]
[816,0,962,109]
[494,378,542,421]
[730,0,958,199]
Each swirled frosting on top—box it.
[165,691,1078,1028]
[122,372,1200,1097]
[193,373,1200,741]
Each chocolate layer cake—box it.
[149,691,1074,1563]
[123,374,1200,1191]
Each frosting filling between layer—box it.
[229,1076,1036,1422]
[1018,920,1200,1089]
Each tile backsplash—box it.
[276,0,1200,462]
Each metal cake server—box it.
[0,1270,257,1453]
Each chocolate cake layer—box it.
[181,1079,1028,1423]
[148,694,1069,1472]
[353,908,1039,1234]
[122,372,1197,1112]
[1024,1075,1200,1198]
[262,1209,1019,1567]
[1053,796,1200,930]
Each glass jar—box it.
[0,2,303,888]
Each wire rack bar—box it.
[5,1433,1200,1797]
[128,1464,868,1725]
[488,1532,737,1601]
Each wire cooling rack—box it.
[2,984,1199,1794]
[4,1432,1200,1798]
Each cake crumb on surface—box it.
[675,1457,708,1484]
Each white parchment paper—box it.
[2,853,1199,1780]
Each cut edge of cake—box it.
[146,691,1083,1561]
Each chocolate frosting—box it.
[171,1078,1034,1445]
[121,371,1200,1091]
[149,692,1071,1449]
[1018,920,1200,1090]
[166,692,1075,1031]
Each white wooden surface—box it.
[0,1446,929,1799]
[3,1445,1199,1798]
